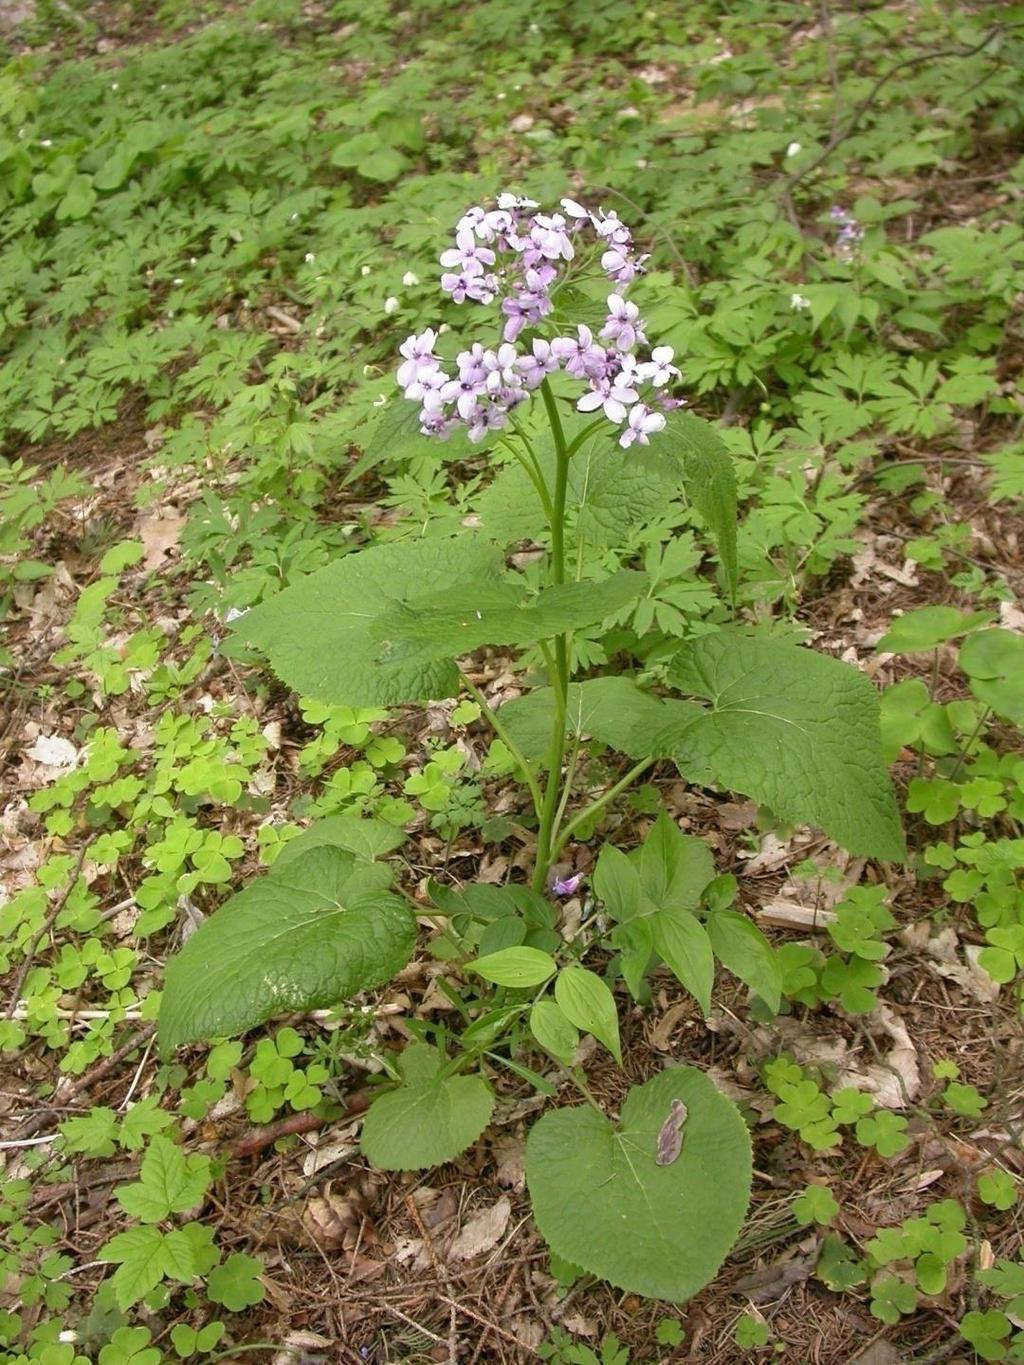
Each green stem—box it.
[549,757,655,865]
[496,433,554,522]
[532,380,572,893]
[458,669,544,820]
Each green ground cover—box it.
[1,1,1023,1360]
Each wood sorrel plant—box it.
[159,194,904,1302]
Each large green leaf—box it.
[655,630,904,860]
[360,1044,494,1170]
[645,412,738,602]
[501,677,701,763]
[236,536,503,707]
[274,814,406,866]
[526,1067,751,1301]
[373,570,646,665]
[159,848,415,1054]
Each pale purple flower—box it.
[441,371,489,420]
[516,338,559,389]
[551,325,606,380]
[483,343,520,393]
[635,345,679,388]
[601,294,645,350]
[552,873,583,897]
[396,329,439,390]
[619,402,666,448]
[501,290,551,342]
[403,363,448,403]
[467,403,509,443]
[577,371,639,424]
[591,209,631,245]
[396,193,684,449]
[440,228,496,275]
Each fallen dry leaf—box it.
[447,1196,511,1261]
[136,510,186,570]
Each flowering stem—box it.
[532,380,572,893]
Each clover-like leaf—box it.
[159,848,415,1053]
[526,1067,751,1301]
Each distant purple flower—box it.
[552,873,583,897]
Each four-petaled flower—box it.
[397,194,686,446]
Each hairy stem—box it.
[532,380,572,893]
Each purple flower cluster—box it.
[829,206,864,260]
[396,195,683,449]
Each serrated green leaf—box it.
[99,1226,191,1310]
[236,537,503,707]
[115,1136,210,1223]
[706,911,782,1012]
[274,814,406,866]
[501,677,701,764]
[471,947,557,988]
[656,630,904,860]
[360,1069,494,1170]
[526,1067,751,1301]
[530,1001,579,1064]
[554,967,622,1064]
[651,908,714,1016]
[373,571,646,666]
[646,412,738,601]
[159,848,415,1053]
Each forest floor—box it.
[1,2,1023,1363]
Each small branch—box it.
[458,670,544,820]
[781,23,1014,197]
[550,757,655,862]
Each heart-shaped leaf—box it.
[526,1067,751,1302]
[360,1046,494,1170]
